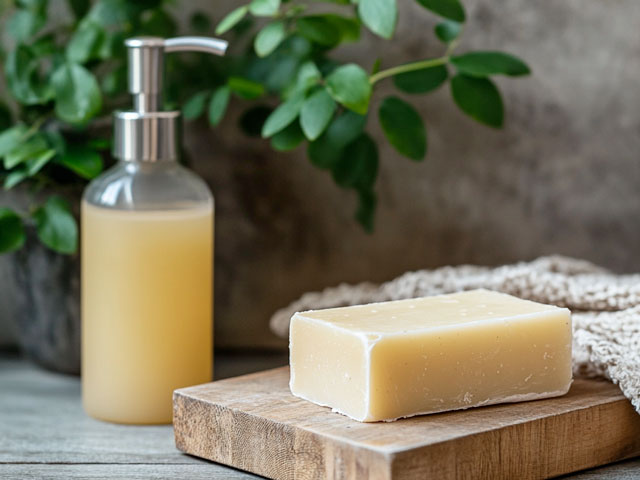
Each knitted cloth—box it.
[270,256,640,414]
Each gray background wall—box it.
[197,0,640,348]
[2,0,639,349]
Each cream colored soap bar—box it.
[289,289,572,422]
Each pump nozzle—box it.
[114,36,228,163]
[125,36,228,113]
[164,37,228,55]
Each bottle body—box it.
[81,161,213,424]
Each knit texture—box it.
[270,256,640,414]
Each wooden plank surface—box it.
[557,460,640,480]
[0,464,255,479]
[0,352,283,477]
[1,352,639,479]
[174,367,640,480]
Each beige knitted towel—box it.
[270,256,640,414]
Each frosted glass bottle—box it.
[81,160,213,424]
[81,35,226,424]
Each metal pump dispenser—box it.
[81,36,226,424]
[113,36,228,162]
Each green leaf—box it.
[254,20,287,57]
[263,56,300,95]
[132,0,162,9]
[87,0,131,27]
[43,130,67,155]
[190,11,211,33]
[316,57,340,77]
[308,111,366,169]
[434,20,461,43]
[296,16,341,47]
[248,40,304,89]
[451,51,531,77]
[450,73,503,127]
[101,65,127,95]
[98,31,126,60]
[4,170,28,190]
[87,137,110,151]
[416,0,465,22]
[58,146,103,179]
[0,104,12,131]
[140,9,177,37]
[326,64,372,115]
[371,58,382,75]
[300,88,337,141]
[8,8,45,43]
[32,196,78,254]
[208,86,231,126]
[233,15,256,37]
[30,34,57,56]
[332,133,378,190]
[270,121,305,151]
[358,0,397,39]
[285,35,312,58]
[294,61,321,94]
[393,64,448,94]
[51,63,102,124]
[183,91,209,120]
[216,5,249,34]
[228,76,265,99]
[324,14,361,43]
[67,0,90,19]
[379,96,427,160]
[4,134,48,169]
[249,0,280,16]
[261,92,305,138]
[25,149,55,175]
[5,46,52,105]
[67,20,105,63]
[0,126,28,157]
[0,208,25,253]
[239,105,272,137]
[17,0,47,9]
[355,189,376,233]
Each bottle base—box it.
[83,403,173,425]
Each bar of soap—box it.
[289,289,572,422]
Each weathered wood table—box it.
[1,351,638,479]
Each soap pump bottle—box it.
[81,37,227,424]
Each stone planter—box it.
[0,189,81,375]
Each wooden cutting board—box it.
[173,367,640,480]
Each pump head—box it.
[113,36,228,163]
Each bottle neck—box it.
[119,158,180,174]
[113,110,181,163]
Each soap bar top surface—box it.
[300,289,563,333]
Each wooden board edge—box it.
[173,372,640,480]
[173,390,395,480]
[389,396,640,479]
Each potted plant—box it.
[0,0,529,373]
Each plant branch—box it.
[444,29,463,57]
[370,24,465,86]
[24,114,50,138]
[369,56,449,85]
